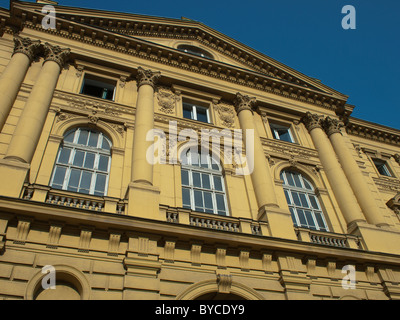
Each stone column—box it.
[234,93,296,240]
[0,36,41,132]
[302,112,366,229]
[234,93,278,209]
[4,43,70,164]
[127,67,161,220]
[323,117,388,227]
[131,67,161,185]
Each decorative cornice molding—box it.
[346,120,400,146]
[13,36,41,62]
[136,66,161,90]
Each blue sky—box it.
[1,0,399,129]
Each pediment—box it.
[7,1,350,113]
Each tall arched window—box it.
[281,170,329,231]
[181,150,228,216]
[50,128,112,197]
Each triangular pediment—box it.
[6,1,350,113]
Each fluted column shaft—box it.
[235,93,278,209]
[131,67,160,185]
[324,117,388,227]
[4,43,70,164]
[302,112,366,228]
[0,37,41,132]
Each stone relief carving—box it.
[214,102,235,128]
[156,88,180,114]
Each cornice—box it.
[6,2,349,114]
[346,118,400,147]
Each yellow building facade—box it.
[1,0,400,300]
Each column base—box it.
[258,205,297,240]
[0,159,30,198]
[350,221,400,255]
[126,182,161,220]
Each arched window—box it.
[50,128,112,197]
[181,150,228,216]
[281,170,329,231]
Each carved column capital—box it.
[12,36,41,62]
[234,92,256,115]
[43,43,71,69]
[323,116,344,136]
[301,112,324,132]
[136,66,161,90]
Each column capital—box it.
[323,116,344,136]
[12,36,41,62]
[43,43,71,69]
[136,66,161,90]
[301,112,324,132]
[234,92,256,115]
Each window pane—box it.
[203,192,213,210]
[73,150,85,167]
[58,147,71,164]
[296,209,307,227]
[196,107,208,123]
[216,194,226,211]
[289,207,297,226]
[98,155,109,172]
[211,158,219,170]
[304,210,316,230]
[88,131,99,147]
[277,129,292,142]
[291,191,301,206]
[64,131,75,143]
[101,138,111,151]
[78,129,89,145]
[67,169,81,192]
[182,188,191,208]
[183,104,193,120]
[192,172,201,187]
[303,179,313,190]
[309,195,319,210]
[79,171,92,194]
[315,211,327,231]
[293,173,302,188]
[213,176,223,191]
[84,152,95,169]
[200,153,209,168]
[181,170,189,186]
[285,172,295,186]
[284,189,291,205]
[190,152,199,167]
[94,174,106,194]
[202,174,211,189]
[299,193,309,208]
[194,190,203,210]
[52,166,67,189]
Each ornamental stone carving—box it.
[43,43,71,69]
[12,36,41,62]
[301,112,323,132]
[234,92,256,115]
[156,88,180,114]
[323,116,344,136]
[215,102,235,128]
[136,66,161,90]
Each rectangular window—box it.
[270,123,294,143]
[81,74,116,101]
[182,102,210,123]
[373,159,392,177]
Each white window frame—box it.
[373,159,392,177]
[50,128,112,197]
[281,170,329,232]
[181,150,229,216]
[182,102,210,123]
[270,123,295,143]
